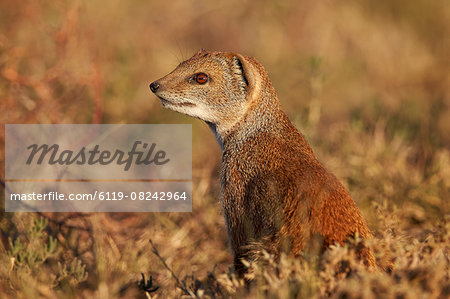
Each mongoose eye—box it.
[195,73,208,84]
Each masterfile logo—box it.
[5,124,192,212]
[25,140,170,171]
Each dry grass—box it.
[0,0,449,298]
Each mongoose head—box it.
[150,50,275,134]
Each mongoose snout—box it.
[149,81,160,93]
[149,49,378,276]
[149,79,197,108]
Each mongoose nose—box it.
[149,82,160,93]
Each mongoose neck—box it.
[213,92,288,152]
[206,121,224,151]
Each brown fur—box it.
[150,50,376,275]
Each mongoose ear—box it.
[233,56,249,87]
[233,53,261,98]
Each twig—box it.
[149,239,194,297]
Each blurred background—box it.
[0,0,449,297]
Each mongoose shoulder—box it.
[150,49,375,274]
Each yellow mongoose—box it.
[150,50,376,275]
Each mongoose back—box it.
[149,50,376,275]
